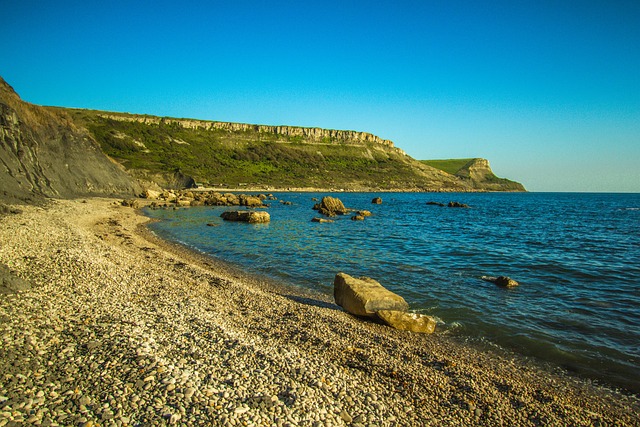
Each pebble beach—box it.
[0,198,638,426]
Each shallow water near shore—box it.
[145,192,640,394]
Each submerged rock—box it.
[426,201,445,207]
[448,201,470,208]
[372,197,382,204]
[333,273,409,317]
[311,217,334,223]
[482,275,519,288]
[376,310,437,334]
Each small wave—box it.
[619,207,640,211]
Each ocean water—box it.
[145,192,640,394]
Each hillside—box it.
[56,108,525,192]
[1,74,525,200]
[0,77,139,203]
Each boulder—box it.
[314,196,348,217]
[333,273,409,317]
[351,215,365,221]
[143,189,161,199]
[376,310,437,334]
[482,275,519,288]
[357,210,372,217]
[239,194,263,207]
[224,193,240,205]
[121,199,140,209]
[372,197,382,204]
[221,211,270,223]
[161,191,177,202]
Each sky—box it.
[1,0,639,192]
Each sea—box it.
[144,192,640,395]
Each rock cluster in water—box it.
[143,189,273,208]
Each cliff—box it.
[96,113,407,155]
[0,77,139,203]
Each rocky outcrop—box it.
[376,310,437,334]
[0,77,139,203]
[333,273,409,317]
[220,210,270,223]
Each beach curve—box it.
[0,198,637,426]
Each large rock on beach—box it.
[143,189,161,199]
[333,273,409,317]
[376,310,437,334]
[221,211,270,223]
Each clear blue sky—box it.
[1,0,639,192]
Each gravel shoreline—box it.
[0,198,638,426]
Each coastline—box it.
[0,198,637,426]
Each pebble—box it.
[336,409,350,423]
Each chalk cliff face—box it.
[97,113,407,155]
[0,77,139,203]
[455,158,525,191]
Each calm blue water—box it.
[145,192,640,394]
